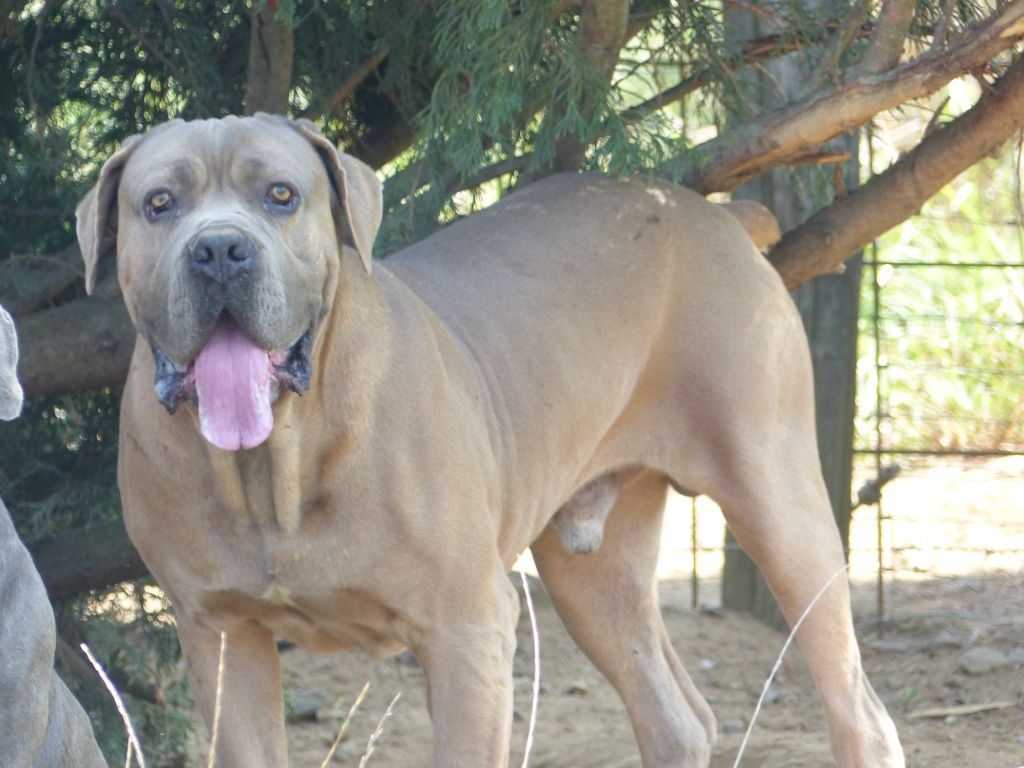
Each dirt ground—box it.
[269,458,1024,768]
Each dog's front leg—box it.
[412,571,520,768]
[176,615,287,768]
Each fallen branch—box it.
[907,701,1017,720]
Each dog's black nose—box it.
[189,231,256,283]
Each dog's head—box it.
[0,303,24,421]
[76,115,382,450]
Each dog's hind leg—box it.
[688,325,905,768]
[532,470,715,768]
[706,438,904,768]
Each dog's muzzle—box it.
[151,321,313,451]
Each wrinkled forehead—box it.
[120,118,327,194]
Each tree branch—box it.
[108,3,186,83]
[33,520,147,601]
[769,55,1024,290]
[1,243,82,317]
[17,292,136,397]
[805,0,870,91]
[855,0,916,74]
[678,0,1024,193]
[302,45,391,122]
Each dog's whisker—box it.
[731,563,850,768]
[319,681,371,768]
[518,570,541,768]
[81,642,148,768]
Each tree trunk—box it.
[721,2,861,628]
[243,2,295,115]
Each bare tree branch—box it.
[769,55,1024,290]
[805,0,871,91]
[244,2,295,115]
[679,0,1024,193]
[17,293,136,397]
[1,243,82,317]
[348,109,416,170]
[933,0,958,50]
[302,45,391,122]
[855,0,916,74]
[34,520,147,601]
[109,3,186,83]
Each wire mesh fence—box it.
[648,202,1024,622]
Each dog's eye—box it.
[267,183,298,209]
[145,190,175,219]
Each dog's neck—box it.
[204,262,392,534]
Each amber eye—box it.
[145,190,175,218]
[267,183,297,208]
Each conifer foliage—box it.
[0,1,1022,762]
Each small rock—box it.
[698,658,716,671]
[562,681,589,696]
[763,685,782,704]
[926,630,964,650]
[884,675,905,691]
[1007,648,1024,667]
[395,649,419,667]
[957,647,1010,676]
[286,687,330,722]
[867,638,911,653]
[721,719,746,734]
[699,603,726,618]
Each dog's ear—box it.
[0,304,23,421]
[291,119,381,274]
[75,135,142,295]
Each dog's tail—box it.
[717,200,781,252]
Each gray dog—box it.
[0,303,106,768]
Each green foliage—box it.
[63,584,192,765]
[0,391,119,543]
[0,0,1020,763]
[857,145,1024,453]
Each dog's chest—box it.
[196,525,410,658]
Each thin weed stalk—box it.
[358,692,401,768]
[81,642,148,768]
[319,681,371,768]
[732,564,849,768]
[518,570,541,768]
[206,630,227,768]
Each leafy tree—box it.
[1,1,1022,762]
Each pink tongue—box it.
[194,320,273,451]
